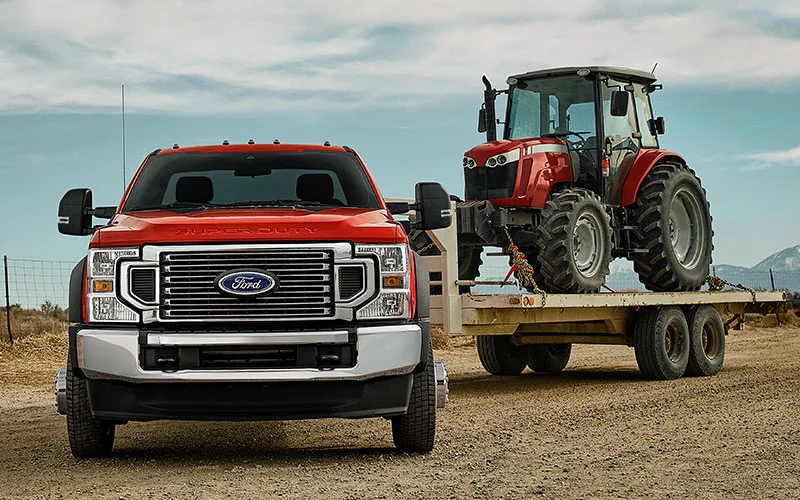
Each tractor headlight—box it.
[463,156,477,169]
[355,244,411,319]
[87,248,139,323]
[485,148,520,168]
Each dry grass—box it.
[0,308,68,386]
[744,310,800,328]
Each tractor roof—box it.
[509,66,657,84]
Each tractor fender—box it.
[614,149,686,206]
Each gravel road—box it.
[1,325,799,499]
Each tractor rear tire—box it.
[527,344,572,373]
[633,306,690,380]
[533,188,612,293]
[685,305,726,376]
[477,336,529,375]
[66,359,115,458]
[629,162,713,291]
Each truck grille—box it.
[159,249,335,320]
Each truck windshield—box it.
[122,151,381,213]
[506,75,597,141]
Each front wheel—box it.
[533,188,612,293]
[392,340,436,453]
[66,360,115,458]
[629,162,713,291]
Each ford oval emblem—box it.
[214,269,279,297]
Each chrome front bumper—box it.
[76,324,422,383]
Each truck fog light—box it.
[357,292,409,319]
[90,296,137,322]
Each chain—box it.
[706,275,757,302]
[415,242,437,255]
[503,226,547,306]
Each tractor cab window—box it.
[601,77,641,201]
[634,84,658,148]
[507,74,599,190]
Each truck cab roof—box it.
[156,142,350,155]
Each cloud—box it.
[1,0,800,114]
[742,146,800,170]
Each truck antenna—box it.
[651,63,658,74]
[121,84,127,190]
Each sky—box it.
[0,0,799,268]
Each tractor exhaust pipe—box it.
[480,75,497,142]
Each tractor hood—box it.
[464,137,566,166]
[89,207,403,248]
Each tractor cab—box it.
[472,66,665,206]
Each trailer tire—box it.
[477,336,528,375]
[634,306,690,380]
[534,188,612,293]
[392,339,436,453]
[527,344,572,373]
[629,162,713,292]
[66,357,115,458]
[686,305,726,376]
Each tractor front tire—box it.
[527,344,572,373]
[629,162,713,291]
[477,336,529,375]
[66,360,115,458]
[533,188,612,293]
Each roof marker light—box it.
[222,140,230,145]
[324,141,331,146]
[273,139,280,144]
[172,143,179,149]
[248,138,255,145]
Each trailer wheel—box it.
[533,188,612,293]
[392,339,436,453]
[629,162,713,292]
[686,305,726,376]
[66,358,115,458]
[634,306,690,380]
[477,336,529,375]
[527,344,572,373]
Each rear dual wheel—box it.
[477,336,571,375]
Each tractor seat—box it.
[175,176,214,204]
[296,173,343,205]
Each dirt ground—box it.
[1,325,799,499]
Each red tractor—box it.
[414,66,713,293]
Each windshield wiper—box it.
[128,201,221,214]
[221,200,334,209]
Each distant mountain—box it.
[751,245,800,272]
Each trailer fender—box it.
[614,149,686,206]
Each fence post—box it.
[3,255,11,344]
[769,268,776,291]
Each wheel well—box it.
[616,151,686,206]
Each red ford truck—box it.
[55,142,450,458]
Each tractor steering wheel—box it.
[543,131,590,150]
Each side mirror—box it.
[58,188,94,236]
[386,201,410,215]
[610,90,630,117]
[414,182,452,230]
[649,116,666,135]
[478,107,487,133]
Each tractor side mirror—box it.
[58,188,94,236]
[414,182,452,230]
[610,90,630,116]
[649,116,666,135]
[478,107,487,133]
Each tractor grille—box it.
[464,161,519,200]
[159,249,335,321]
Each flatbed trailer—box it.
[400,201,787,380]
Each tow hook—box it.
[55,367,67,415]
[434,360,449,409]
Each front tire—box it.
[629,162,713,291]
[533,188,612,293]
[66,360,115,458]
[527,344,572,373]
[392,340,436,453]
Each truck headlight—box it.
[87,248,139,322]
[355,244,411,319]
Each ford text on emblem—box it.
[214,269,279,297]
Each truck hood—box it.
[90,207,403,248]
